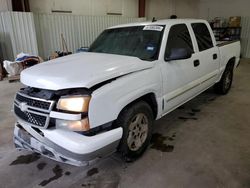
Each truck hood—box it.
[21,52,154,90]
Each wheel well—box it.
[227,57,236,68]
[120,93,158,119]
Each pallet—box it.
[8,75,20,83]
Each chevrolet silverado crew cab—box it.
[13,19,240,166]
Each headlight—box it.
[56,118,90,132]
[57,96,91,112]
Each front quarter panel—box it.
[88,65,162,128]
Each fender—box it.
[216,40,240,83]
[217,57,236,83]
[88,66,163,128]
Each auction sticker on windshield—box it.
[143,25,164,31]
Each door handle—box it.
[194,60,200,67]
[213,54,218,60]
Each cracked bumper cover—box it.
[14,122,123,166]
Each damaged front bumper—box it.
[14,122,122,166]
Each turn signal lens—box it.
[56,118,90,132]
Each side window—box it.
[165,24,194,59]
[191,23,213,51]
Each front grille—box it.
[14,105,47,127]
[14,92,55,128]
[16,93,51,110]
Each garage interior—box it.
[0,0,250,187]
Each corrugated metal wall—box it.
[34,13,146,59]
[241,17,250,58]
[0,12,38,60]
[0,12,145,60]
[0,12,14,60]
[0,0,8,12]
[2,12,249,59]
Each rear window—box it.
[191,23,213,51]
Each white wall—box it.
[0,0,12,11]
[29,0,138,17]
[199,0,250,20]
[30,0,201,19]
[146,0,199,20]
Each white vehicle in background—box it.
[13,19,240,166]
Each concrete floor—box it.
[0,59,250,188]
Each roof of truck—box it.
[109,19,207,29]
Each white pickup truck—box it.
[13,19,240,166]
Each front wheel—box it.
[214,64,234,94]
[116,101,153,162]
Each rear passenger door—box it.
[191,23,220,89]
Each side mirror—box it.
[165,48,192,61]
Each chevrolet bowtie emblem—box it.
[20,102,28,112]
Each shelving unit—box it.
[212,27,241,41]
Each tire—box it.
[214,63,234,95]
[116,101,153,162]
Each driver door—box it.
[160,23,201,114]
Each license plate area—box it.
[18,127,31,144]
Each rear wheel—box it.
[117,101,153,162]
[214,64,234,94]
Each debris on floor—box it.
[49,34,72,60]
[3,52,43,83]
[39,165,63,186]
[151,133,175,152]
[10,153,41,165]
[76,47,89,53]
[87,168,99,177]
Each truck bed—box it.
[216,40,240,47]
[217,40,241,68]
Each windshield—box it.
[88,25,165,61]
